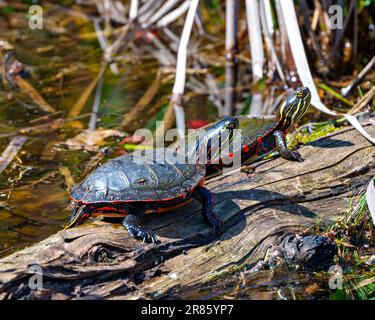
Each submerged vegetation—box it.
[0,0,374,299]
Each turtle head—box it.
[277,87,311,130]
[64,203,90,230]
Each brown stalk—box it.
[0,136,28,175]
[13,76,55,113]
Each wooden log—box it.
[0,125,374,299]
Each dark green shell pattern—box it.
[71,149,206,203]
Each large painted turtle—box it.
[65,87,311,243]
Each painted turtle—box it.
[236,86,312,166]
[65,87,311,243]
[65,149,222,243]
[176,86,312,169]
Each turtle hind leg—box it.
[193,186,223,235]
[122,207,158,244]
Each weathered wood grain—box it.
[0,125,374,299]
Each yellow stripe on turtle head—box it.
[278,87,311,129]
[64,206,84,230]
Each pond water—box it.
[0,4,223,257]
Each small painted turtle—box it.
[236,86,312,166]
[65,87,311,243]
[175,87,312,171]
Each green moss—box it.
[289,123,343,148]
[206,264,245,283]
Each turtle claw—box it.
[150,234,158,244]
[143,233,158,245]
[133,227,158,244]
[291,151,303,162]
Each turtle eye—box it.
[226,121,237,129]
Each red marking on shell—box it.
[97,206,116,211]
[257,137,262,144]
[228,153,233,158]
[82,213,90,219]
[243,145,249,153]
[96,206,127,214]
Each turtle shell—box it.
[70,149,206,203]
[236,115,278,145]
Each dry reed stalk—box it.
[224,0,239,116]
[245,0,264,82]
[163,0,200,139]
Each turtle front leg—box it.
[193,186,223,235]
[122,209,158,244]
[274,130,303,162]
